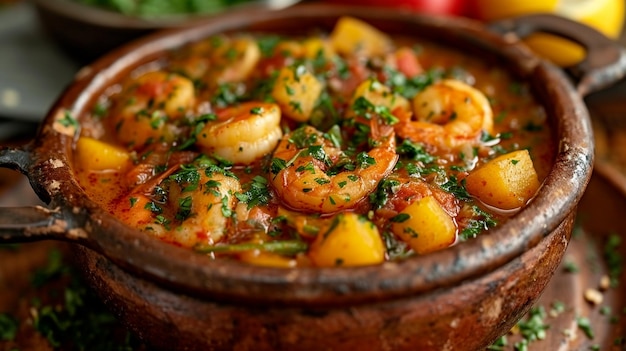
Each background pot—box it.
[1,4,625,350]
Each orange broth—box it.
[74,18,554,267]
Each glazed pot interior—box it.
[32,4,593,306]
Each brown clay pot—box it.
[2,4,625,350]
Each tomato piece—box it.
[395,47,422,77]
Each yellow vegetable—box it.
[271,66,323,122]
[330,16,392,57]
[302,38,335,60]
[391,196,457,255]
[472,0,624,67]
[350,79,410,117]
[309,213,385,267]
[464,149,540,210]
[75,137,130,171]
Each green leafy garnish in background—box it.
[76,0,255,18]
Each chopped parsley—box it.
[57,110,79,129]
[459,205,497,240]
[604,233,622,287]
[390,213,410,223]
[487,335,507,350]
[356,152,376,168]
[235,176,272,209]
[257,35,282,57]
[307,145,331,166]
[576,316,595,339]
[220,195,233,218]
[351,96,398,125]
[177,112,218,150]
[384,67,443,99]
[176,196,193,221]
[369,178,401,209]
[19,249,140,349]
[514,306,549,350]
[382,231,412,260]
[397,139,436,163]
[0,313,18,341]
[144,201,163,214]
[270,157,288,175]
[170,164,201,192]
[440,176,472,201]
[213,83,241,107]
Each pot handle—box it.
[0,146,73,244]
[488,13,626,97]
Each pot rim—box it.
[28,3,594,305]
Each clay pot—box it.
[2,4,625,350]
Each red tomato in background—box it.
[323,0,469,16]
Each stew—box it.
[72,17,554,267]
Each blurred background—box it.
[0,0,624,139]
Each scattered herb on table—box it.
[549,300,565,317]
[486,335,507,350]
[562,260,579,273]
[0,313,18,341]
[603,233,622,288]
[576,316,595,340]
[6,248,143,350]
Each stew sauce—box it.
[73,17,554,267]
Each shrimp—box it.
[170,36,260,85]
[111,70,195,149]
[168,171,242,247]
[196,101,283,164]
[395,79,493,152]
[270,124,398,213]
[113,164,242,247]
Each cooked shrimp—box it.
[168,171,242,247]
[111,71,195,149]
[169,36,260,85]
[395,79,493,152]
[270,124,398,213]
[196,101,283,164]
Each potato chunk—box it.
[75,137,130,171]
[302,38,335,60]
[465,149,540,210]
[309,213,385,267]
[330,16,392,57]
[391,195,457,255]
[350,79,410,118]
[271,66,323,122]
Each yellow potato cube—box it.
[330,16,392,57]
[75,137,130,171]
[309,213,385,267]
[271,66,322,122]
[391,196,457,255]
[302,38,335,60]
[465,149,540,210]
